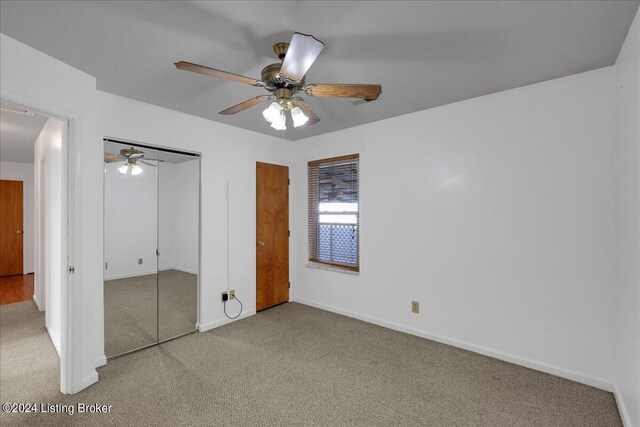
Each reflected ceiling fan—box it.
[174,32,382,130]
[104,147,163,175]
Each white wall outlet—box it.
[138,258,143,265]
[411,301,420,314]
[229,289,235,300]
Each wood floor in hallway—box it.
[0,274,34,305]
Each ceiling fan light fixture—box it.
[118,162,144,175]
[262,102,281,123]
[131,164,143,176]
[270,111,287,130]
[291,106,309,127]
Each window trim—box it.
[308,153,360,273]
[308,154,361,166]
[307,260,360,275]
[308,259,360,273]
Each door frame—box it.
[1,90,79,394]
[0,178,28,275]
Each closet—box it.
[103,139,200,358]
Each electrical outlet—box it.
[411,301,420,314]
[138,258,143,265]
[221,291,229,302]
[228,290,235,300]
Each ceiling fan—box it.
[104,147,163,175]
[174,32,382,130]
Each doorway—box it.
[0,179,33,305]
[103,139,201,359]
[256,162,289,311]
[0,180,24,276]
[0,98,72,393]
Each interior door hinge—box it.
[68,266,75,274]
[288,230,290,237]
[156,248,160,256]
[288,178,290,185]
[288,282,291,288]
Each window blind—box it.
[308,154,359,271]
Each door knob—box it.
[257,241,265,247]
[16,230,24,234]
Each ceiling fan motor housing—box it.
[261,63,305,91]
[120,147,143,158]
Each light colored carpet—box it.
[104,269,197,357]
[1,301,622,426]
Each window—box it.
[308,154,359,272]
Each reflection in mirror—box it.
[158,153,199,342]
[103,142,159,357]
[103,140,199,359]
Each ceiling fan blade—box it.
[104,154,123,163]
[304,84,382,101]
[175,61,262,86]
[140,160,157,167]
[280,33,325,82]
[219,95,272,115]
[292,98,320,125]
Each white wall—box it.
[614,8,640,426]
[158,159,200,275]
[0,160,34,274]
[104,157,200,280]
[287,66,618,391]
[34,118,65,356]
[104,161,158,280]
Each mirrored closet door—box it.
[103,139,200,359]
[157,150,199,343]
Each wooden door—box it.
[256,162,289,311]
[0,180,24,276]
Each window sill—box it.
[306,262,360,275]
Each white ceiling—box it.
[0,106,48,164]
[0,1,637,141]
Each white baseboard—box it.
[159,266,199,275]
[292,297,613,392]
[614,385,633,427]
[46,326,61,357]
[32,293,43,311]
[105,267,198,281]
[76,370,99,394]
[95,355,107,368]
[104,270,157,281]
[199,309,256,333]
